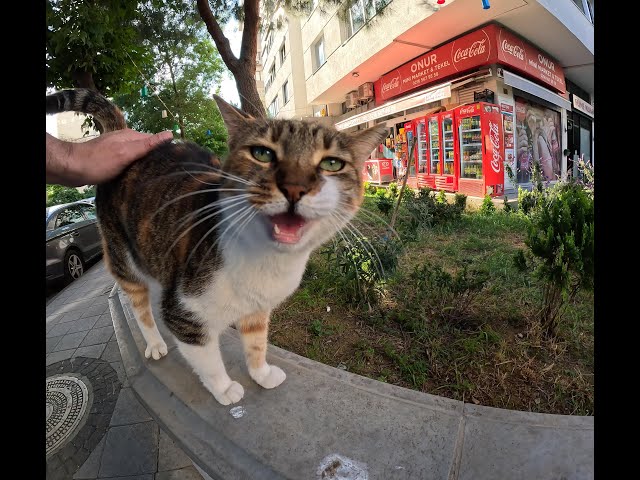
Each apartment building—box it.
[258,0,594,194]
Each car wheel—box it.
[64,249,85,281]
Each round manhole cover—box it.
[46,374,92,457]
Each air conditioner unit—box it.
[345,91,360,109]
[358,82,374,101]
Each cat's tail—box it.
[46,88,127,133]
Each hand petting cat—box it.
[46,129,174,187]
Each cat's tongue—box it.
[269,213,306,244]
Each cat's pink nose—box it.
[279,184,307,204]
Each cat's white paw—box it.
[211,381,245,405]
[145,340,168,360]
[250,364,286,389]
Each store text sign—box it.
[572,95,594,118]
[375,24,565,103]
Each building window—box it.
[312,35,325,72]
[264,29,274,56]
[279,42,286,66]
[347,0,390,38]
[282,80,290,105]
[571,0,594,23]
[268,97,279,117]
[266,63,275,91]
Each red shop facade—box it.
[336,22,572,197]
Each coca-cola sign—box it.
[500,39,525,61]
[488,121,502,174]
[374,24,565,103]
[459,105,477,115]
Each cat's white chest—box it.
[181,247,309,327]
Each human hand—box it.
[46,129,174,187]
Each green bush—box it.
[407,261,489,323]
[479,195,496,216]
[376,194,394,216]
[387,182,399,198]
[46,184,84,207]
[399,187,464,238]
[436,190,447,204]
[323,236,401,308]
[513,180,594,336]
[363,181,378,195]
[454,193,467,214]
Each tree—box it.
[46,0,153,96]
[46,185,84,207]
[113,1,229,155]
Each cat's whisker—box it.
[180,162,260,187]
[332,211,386,281]
[185,204,253,268]
[172,194,254,237]
[166,199,251,256]
[215,207,257,260]
[221,208,258,252]
[337,200,402,241]
[152,188,250,219]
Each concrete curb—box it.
[109,285,593,480]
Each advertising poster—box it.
[514,97,562,183]
[500,102,516,190]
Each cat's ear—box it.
[213,95,253,134]
[347,125,389,163]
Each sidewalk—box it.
[45,259,203,480]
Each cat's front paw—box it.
[249,364,286,389]
[211,381,245,406]
[145,339,168,360]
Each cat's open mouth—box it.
[268,213,307,244]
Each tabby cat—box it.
[46,89,387,405]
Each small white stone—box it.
[229,406,246,419]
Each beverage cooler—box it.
[454,102,505,198]
[403,121,415,179]
[413,112,457,192]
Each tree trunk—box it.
[72,70,98,91]
[72,70,105,133]
[234,63,266,118]
[196,0,266,118]
[165,56,186,139]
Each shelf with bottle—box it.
[461,143,482,147]
[460,117,481,130]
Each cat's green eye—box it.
[250,146,275,163]
[319,158,345,172]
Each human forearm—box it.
[46,133,81,187]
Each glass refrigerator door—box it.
[428,117,440,174]
[416,121,427,174]
[459,115,483,179]
[442,116,454,175]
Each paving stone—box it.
[47,336,63,354]
[97,475,153,480]
[66,316,101,334]
[73,435,106,479]
[47,349,76,365]
[74,343,108,359]
[59,310,85,323]
[155,466,204,480]
[109,361,130,387]
[94,314,114,329]
[158,429,193,472]
[98,422,158,477]
[81,304,110,318]
[92,296,110,306]
[54,331,89,351]
[81,326,115,347]
[110,388,152,426]
[47,321,73,338]
[101,341,122,362]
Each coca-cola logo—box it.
[459,106,476,115]
[453,39,486,63]
[501,39,525,61]
[489,121,501,174]
[381,76,400,94]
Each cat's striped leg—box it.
[118,279,168,360]
[237,312,286,389]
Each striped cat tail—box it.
[46,88,127,133]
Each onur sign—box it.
[374,24,565,103]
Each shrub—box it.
[398,187,465,238]
[46,184,84,207]
[453,193,467,214]
[479,195,496,216]
[376,194,394,216]
[363,181,377,195]
[323,236,401,308]
[387,182,399,199]
[407,261,489,323]
[513,180,594,337]
[436,190,447,204]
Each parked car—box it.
[46,200,102,283]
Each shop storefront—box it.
[335,22,570,196]
[567,92,594,176]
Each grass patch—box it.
[270,203,593,415]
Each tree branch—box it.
[239,0,259,67]
[196,0,238,73]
